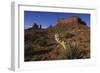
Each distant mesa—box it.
[57,16,86,25]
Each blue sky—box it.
[24,11,90,29]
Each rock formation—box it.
[57,16,86,25]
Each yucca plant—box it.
[55,33,85,59]
[61,42,84,59]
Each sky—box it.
[24,11,90,29]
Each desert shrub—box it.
[25,31,36,41]
[61,42,85,59]
[64,32,75,38]
[24,43,35,57]
[39,40,47,47]
[33,36,48,47]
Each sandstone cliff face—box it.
[57,16,86,26]
[24,16,90,61]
